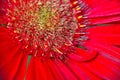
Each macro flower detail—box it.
[0,0,94,61]
[0,0,120,80]
[2,0,80,60]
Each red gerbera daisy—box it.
[0,0,120,80]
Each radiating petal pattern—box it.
[87,24,120,45]
[0,0,120,80]
[0,27,28,80]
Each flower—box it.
[0,0,120,80]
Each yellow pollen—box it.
[77,16,83,19]
[75,32,85,35]
[73,1,78,5]
[34,45,38,48]
[13,0,16,3]
[76,6,81,11]
[54,47,63,54]
[25,45,28,49]
[79,25,86,28]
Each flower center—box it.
[5,0,87,61]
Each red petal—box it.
[85,0,120,18]
[0,27,27,80]
[87,24,120,45]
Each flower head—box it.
[2,0,80,60]
[0,0,120,80]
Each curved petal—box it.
[68,47,98,62]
